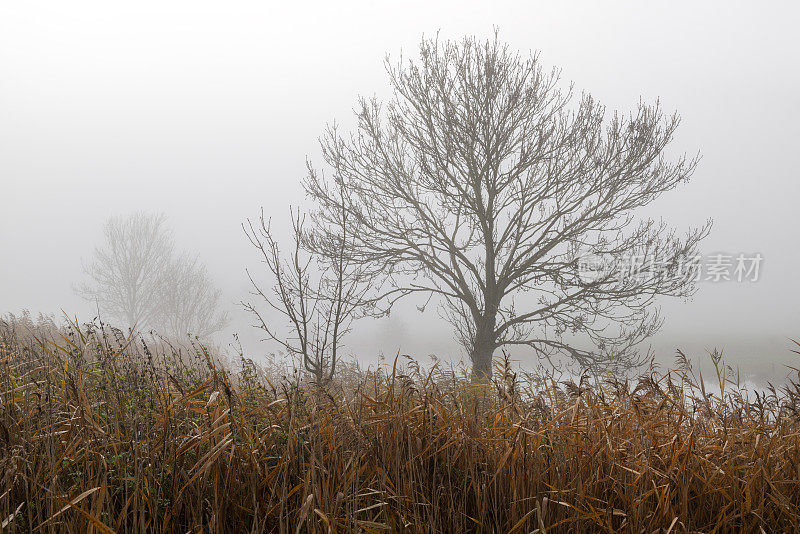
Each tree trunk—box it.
[471,347,494,380]
[470,318,496,380]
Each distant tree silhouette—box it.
[77,212,228,339]
[159,253,229,340]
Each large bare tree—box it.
[77,212,228,340]
[304,34,710,378]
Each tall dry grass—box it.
[1,314,800,533]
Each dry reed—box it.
[1,314,799,533]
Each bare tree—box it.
[77,212,228,340]
[77,212,172,330]
[304,34,711,378]
[157,254,230,340]
[243,207,372,384]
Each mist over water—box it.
[2,1,799,384]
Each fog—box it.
[2,1,799,380]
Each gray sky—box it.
[2,1,799,378]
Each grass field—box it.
[1,314,799,532]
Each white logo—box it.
[577,253,612,283]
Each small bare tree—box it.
[77,212,228,340]
[304,34,710,378]
[243,207,372,384]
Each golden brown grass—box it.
[1,315,800,533]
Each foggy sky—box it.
[2,1,799,378]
